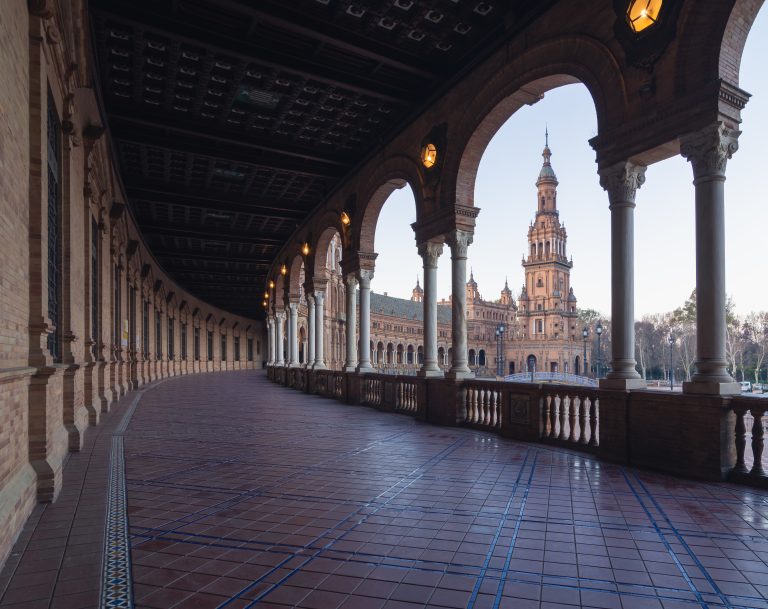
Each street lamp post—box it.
[595,321,603,379]
[495,324,505,377]
[582,326,589,377]
[668,334,675,390]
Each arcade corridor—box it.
[1,371,767,609]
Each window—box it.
[207,330,213,361]
[221,334,227,361]
[181,322,187,359]
[256,339,261,355]
[114,265,121,351]
[142,301,149,358]
[194,326,200,360]
[168,317,174,359]
[155,310,162,357]
[247,337,253,361]
[47,93,61,361]
[91,218,100,359]
[129,286,136,356]
[234,336,240,361]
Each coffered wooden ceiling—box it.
[90,0,557,318]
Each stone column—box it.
[356,269,374,373]
[313,291,326,369]
[267,317,274,365]
[418,240,444,377]
[275,310,286,366]
[446,230,473,378]
[288,303,299,366]
[681,122,740,395]
[306,295,315,368]
[599,161,647,390]
[344,274,358,371]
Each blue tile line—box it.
[620,469,711,609]
[125,476,768,545]
[216,437,469,609]
[631,471,737,609]
[465,449,534,609]
[490,452,540,609]
[128,429,417,543]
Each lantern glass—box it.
[627,0,662,33]
[421,143,437,168]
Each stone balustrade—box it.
[267,365,768,487]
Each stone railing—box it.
[729,396,768,486]
[266,365,768,487]
[539,386,599,449]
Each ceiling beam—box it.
[153,249,275,264]
[110,113,349,169]
[92,8,414,104]
[128,186,309,220]
[111,121,342,179]
[141,224,288,245]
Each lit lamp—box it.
[280,264,287,276]
[340,211,351,227]
[264,291,269,299]
[269,280,275,289]
[301,242,310,256]
[421,143,437,168]
[627,0,662,33]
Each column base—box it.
[446,367,473,380]
[344,364,358,373]
[312,363,327,370]
[683,380,740,396]
[289,362,301,368]
[356,364,374,374]
[418,367,444,378]
[599,377,646,390]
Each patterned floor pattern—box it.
[122,371,768,609]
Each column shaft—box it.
[288,303,299,366]
[681,122,740,395]
[275,311,285,366]
[344,275,358,371]
[313,291,326,369]
[446,230,472,378]
[599,162,646,389]
[418,241,443,377]
[357,270,374,372]
[306,295,315,367]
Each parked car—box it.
[740,381,752,392]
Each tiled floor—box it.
[3,370,768,609]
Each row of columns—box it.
[267,122,739,394]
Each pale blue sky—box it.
[372,10,768,317]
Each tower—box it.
[500,278,513,306]
[518,132,578,342]
[411,277,423,302]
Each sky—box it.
[370,9,768,318]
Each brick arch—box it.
[674,0,763,96]
[447,35,625,208]
[288,254,304,300]
[313,226,342,280]
[355,155,423,255]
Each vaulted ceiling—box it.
[89,0,557,318]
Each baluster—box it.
[579,398,588,444]
[751,409,766,476]
[589,398,599,447]
[552,396,560,439]
[471,389,478,423]
[484,391,491,426]
[542,396,552,438]
[569,396,579,443]
[733,408,748,474]
[494,391,501,428]
[559,395,568,440]
[489,391,497,428]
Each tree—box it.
[745,312,768,384]
[671,291,697,381]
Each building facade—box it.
[288,139,582,376]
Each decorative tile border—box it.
[99,383,166,609]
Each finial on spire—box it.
[545,125,548,148]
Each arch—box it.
[396,343,404,365]
[478,349,486,367]
[527,354,537,372]
[355,155,423,255]
[450,36,626,208]
[575,355,581,376]
[313,226,343,281]
[417,345,424,365]
[468,348,476,366]
[438,346,446,367]
[288,255,304,300]
[386,342,395,365]
[407,344,415,365]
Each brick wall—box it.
[0,0,265,572]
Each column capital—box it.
[306,293,315,307]
[314,290,325,305]
[344,273,358,289]
[356,268,374,288]
[445,229,473,259]
[417,240,444,268]
[680,121,740,180]
[598,161,647,207]
[288,302,297,313]
[275,310,286,321]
